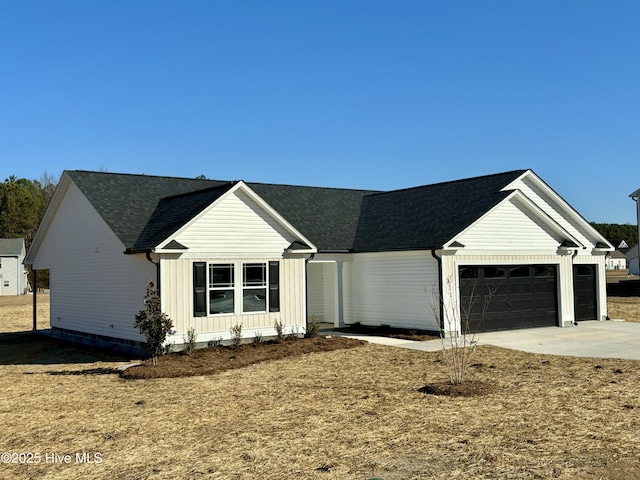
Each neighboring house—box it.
[25,169,613,354]
[605,250,627,270]
[0,238,29,295]
[626,245,639,276]
[609,239,629,251]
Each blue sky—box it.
[1,1,638,223]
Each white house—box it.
[605,250,627,270]
[0,238,29,295]
[25,169,613,354]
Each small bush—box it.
[253,331,264,343]
[274,319,285,343]
[134,282,174,366]
[305,314,320,338]
[230,323,243,348]
[208,337,223,348]
[182,327,197,356]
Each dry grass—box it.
[0,294,50,332]
[608,296,640,323]
[607,270,640,323]
[2,296,640,479]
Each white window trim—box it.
[207,261,271,316]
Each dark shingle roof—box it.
[131,183,235,251]
[64,169,528,253]
[67,171,227,250]
[353,170,526,251]
[248,183,378,251]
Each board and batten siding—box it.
[162,256,305,343]
[30,182,155,341]
[348,251,440,331]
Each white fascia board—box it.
[442,189,583,249]
[24,172,73,264]
[152,249,188,255]
[285,248,318,255]
[152,181,318,253]
[504,170,614,250]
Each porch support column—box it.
[32,269,37,332]
[335,261,344,328]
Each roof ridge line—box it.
[363,169,530,197]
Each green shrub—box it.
[274,319,285,343]
[134,282,174,366]
[182,327,197,355]
[305,314,320,338]
[230,323,243,348]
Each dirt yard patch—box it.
[2,296,640,479]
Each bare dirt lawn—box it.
[2,295,640,479]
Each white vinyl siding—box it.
[307,262,337,325]
[162,256,305,343]
[456,197,564,251]
[0,255,26,296]
[158,185,308,343]
[349,251,440,331]
[171,189,296,257]
[30,183,155,341]
[505,175,602,252]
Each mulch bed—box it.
[418,379,494,397]
[120,335,366,380]
[334,324,439,341]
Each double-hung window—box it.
[243,263,267,312]
[209,264,234,314]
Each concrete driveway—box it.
[333,321,640,360]
[477,321,640,360]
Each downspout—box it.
[431,249,444,331]
[146,251,160,293]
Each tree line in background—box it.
[590,222,638,248]
[0,173,58,289]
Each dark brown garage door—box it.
[573,264,598,321]
[459,265,558,333]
